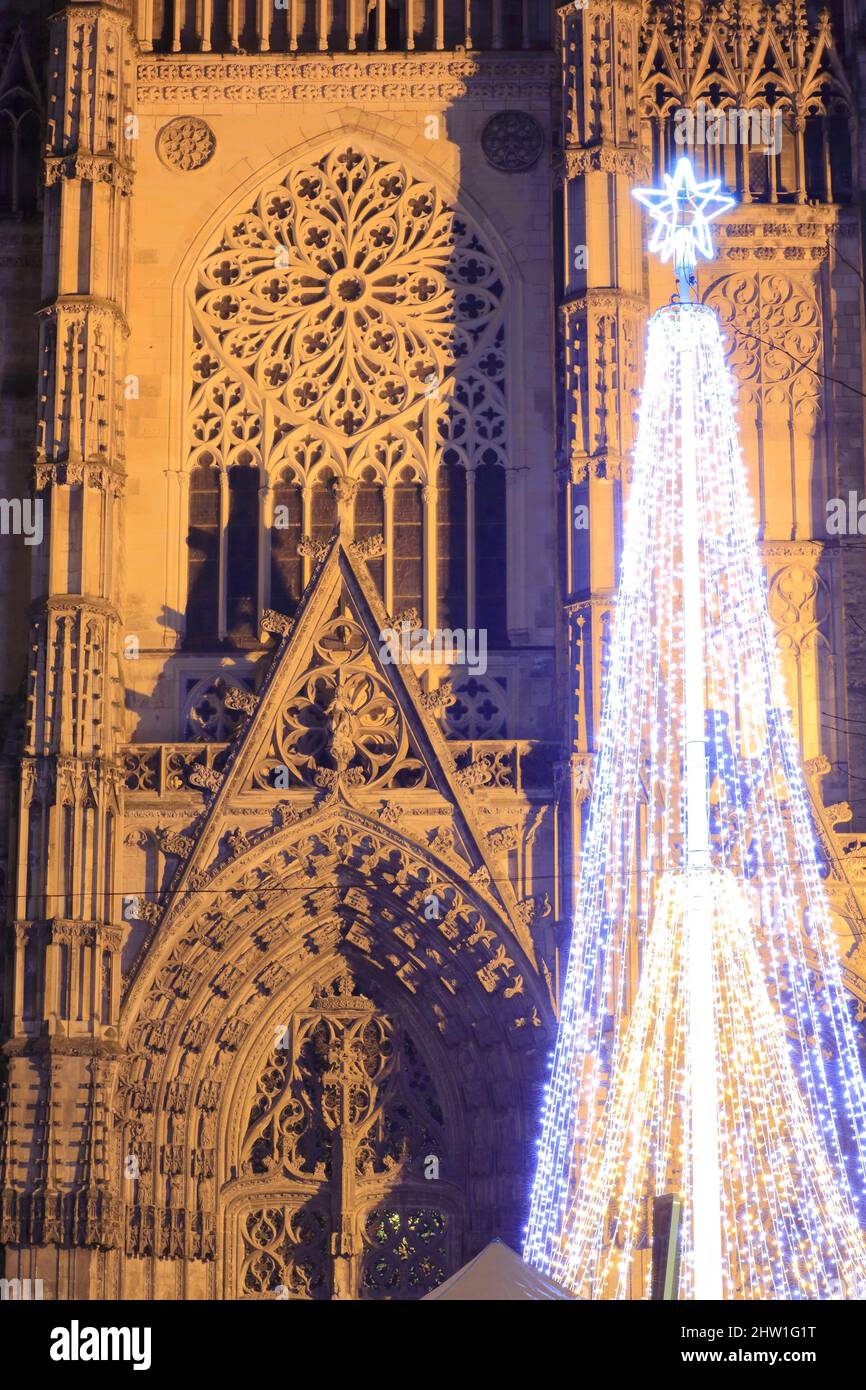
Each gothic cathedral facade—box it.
[1,0,865,1300]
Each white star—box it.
[632,157,736,294]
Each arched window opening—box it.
[23,939,40,1019]
[502,1,524,49]
[0,22,43,218]
[436,460,467,628]
[58,943,70,1020]
[803,112,819,178]
[475,460,508,647]
[367,0,401,51]
[0,106,40,215]
[270,470,304,616]
[61,804,74,918]
[821,108,852,203]
[187,140,509,650]
[226,464,260,646]
[104,810,114,924]
[25,801,42,920]
[354,468,385,596]
[186,457,220,644]
[100,950,112,1026]
[80,803,92,920]
[392,470,423,616]
[310,476,337,554]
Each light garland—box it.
[524,282,866,1298]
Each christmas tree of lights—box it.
[525,159,866,1300]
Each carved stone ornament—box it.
[191,143,505,444]
[253,617,428,792]
[261,609,294,638]
[349,533,387,562]
[137,55,557,107]
[157,117,216,171]
[184,677,249,742]
[481,111,544,173]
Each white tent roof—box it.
[423,1240,575,1301]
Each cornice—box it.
[711,207,859,264]
[50,2,134,24]
[1,1034,123,1058]
[35,457,126,497]
[720,207,858,236]
[37,294,131,338]
[558,144,651,182]
[760,539,826,562]
[136,51,558,106]
[45,152,135,195]
[28,593,123,623]
[560,287,647,317]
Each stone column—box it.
[1,0,136,1299]
[555,0,648,918]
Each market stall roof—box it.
[423,1240,575,1301]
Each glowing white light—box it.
[524,295,866,1300]
[633,157,735,299]
[679,303,722,1298]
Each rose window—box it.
[193,144,505,437]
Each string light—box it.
[524,172,866,1297]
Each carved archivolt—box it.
[115,807,545,1291]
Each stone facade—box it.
[0,0,865,1300]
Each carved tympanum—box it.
[237,972,449,1299]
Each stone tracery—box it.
[253,616,429,790]
[185,139,511,639]
[232,972,450,1298]
[191,142,506,459]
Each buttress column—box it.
[555,0,648,924]
[0,0,135,1298]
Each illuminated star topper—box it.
[632,157,736,300]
